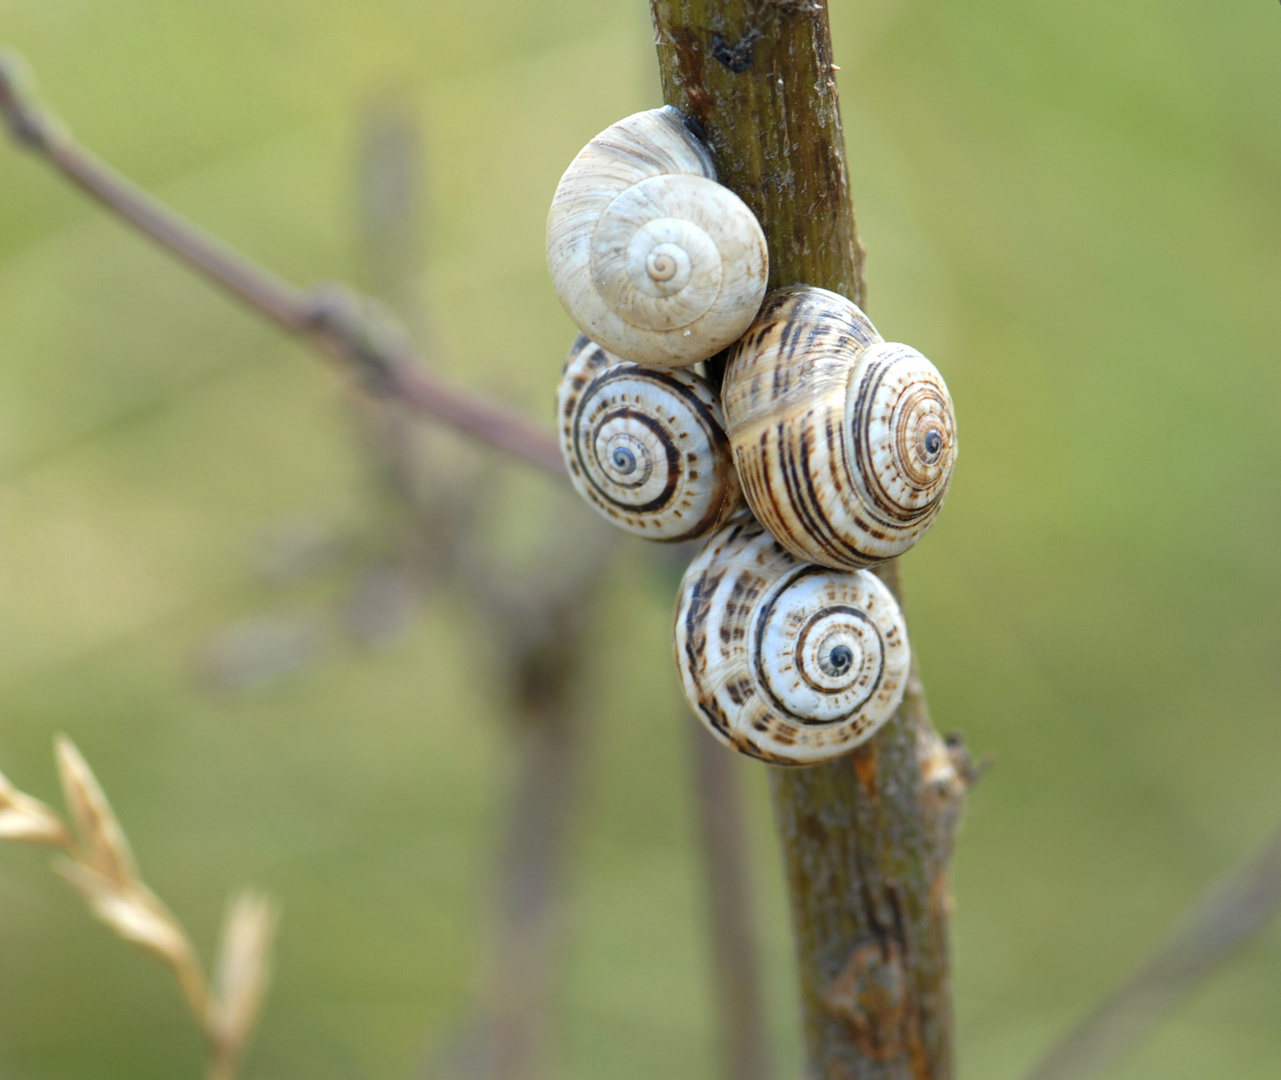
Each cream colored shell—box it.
[674,515,910,765]
[722,286,957,570]
[546,107,769,368]
[557,335,740,541]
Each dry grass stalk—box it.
[55,735,139,884]
[208,890,280,1080]
[0,766,72,847]
[53,857,212,1020]
[0,736,279,1080]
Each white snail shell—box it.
[722,286,957,570]
[546,107,769,368]
[557,334,741,541]
[674,515,910,765]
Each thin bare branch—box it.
[0,50,564,476]
[1022,820,1281,1080]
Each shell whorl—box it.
[557,335,741,541]
[674,515,910,765]
[722,286,958,570]
[546,107,769,368]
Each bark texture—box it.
[650,4,968,1077]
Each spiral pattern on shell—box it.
[557,335,741,541]
[722,286,957,570]
[674,515,910,765]
[546,107,769,368]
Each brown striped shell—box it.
[721,286,957,570]
[546,107,769,368]
[674,515,910,765]
[557,335,740,541]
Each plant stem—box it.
[649,4,967,1076]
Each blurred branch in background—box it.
[1021,819,1281,1080]
[0,51,563,475]
[190,95,482,681]
[0,738,278,1080]
[657,544,772,1080]
[434,512,615,1080]
[1,41,770,1080]
[349,96,597,1080]
[689,724,772,1080]
[341,93,480,650]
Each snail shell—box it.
[546,107,769,368]
[557,334,741,541]
[722,286,957,570]
[674,515,910,765]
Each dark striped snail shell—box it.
[674,514,910,765]
[721,286,957,570]
[546,107,769,368]
[557,335,741,541]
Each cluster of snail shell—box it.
[547,107,957,766]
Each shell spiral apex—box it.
[722,286,957,570]
[546,107,769,368]
[557,335,741,542]
[674,515,910,765]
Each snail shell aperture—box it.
[546,107,769,368]
[722,286,958,570]
[674,515,911,765]
[557,334,741,541]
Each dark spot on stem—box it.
[712,27,762,73]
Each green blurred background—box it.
[1,1,1279,1078]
